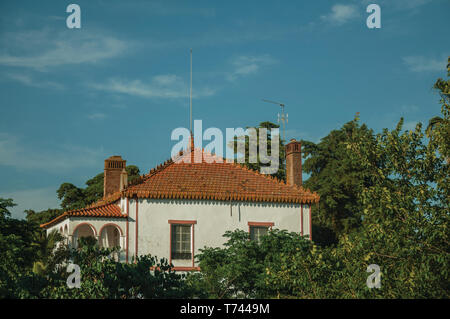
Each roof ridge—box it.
[146,147,319,199]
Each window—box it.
[248,222,274,242]
[171,224,192,260]
[249,226,269,242]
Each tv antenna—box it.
[262,99,288,144]
[189,48,193,134]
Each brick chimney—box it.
[104,156,127,198]
[285,139,302,187]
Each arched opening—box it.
[99,224,123,261]
[72,223,96,248]
[99,225,121,249]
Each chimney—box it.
[285,139,302,187]
[104,156,127,198]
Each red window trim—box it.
[248,222,274,236]
[248,221,274,228]
[168,220,197,225]
[168,220,197,266]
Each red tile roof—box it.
[40,202,125,229]
[121,148,319,204]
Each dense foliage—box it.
[301,118,376,245]
[38,237,193,299]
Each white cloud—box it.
[227,55,277,82]
[0,29,128,70]
[0,133,105,172]
[90,75,216,99]
[403,55,447,72]
[5,72,64,89]
[1,187,61,220]
[153,74,179,86]
[321,4,359,25]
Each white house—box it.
[41,139,319,270]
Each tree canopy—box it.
[228,121,286,181]
[57,165,141,211]
[301,118,376,245]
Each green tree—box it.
[301,118,377,245]
[194,229,317,298]
[57,183,85,211]
[228,121,286,181]
[0,198,16,218]
[338,111,449,298]
[57,165,141,211]
[426,56,449,161]
[0,198,45,298]
[25,208,63,226]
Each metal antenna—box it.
[190,48,193,134]
[262,99,287,144]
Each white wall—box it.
[127,199,310,266]
[46,217,127,260]
[302,204,311,239]
[45,198,312,267]
[46,219,70,236]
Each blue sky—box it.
[0,0,449,218]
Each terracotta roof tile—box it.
[40,202,125,229]
[122,147,319,204]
